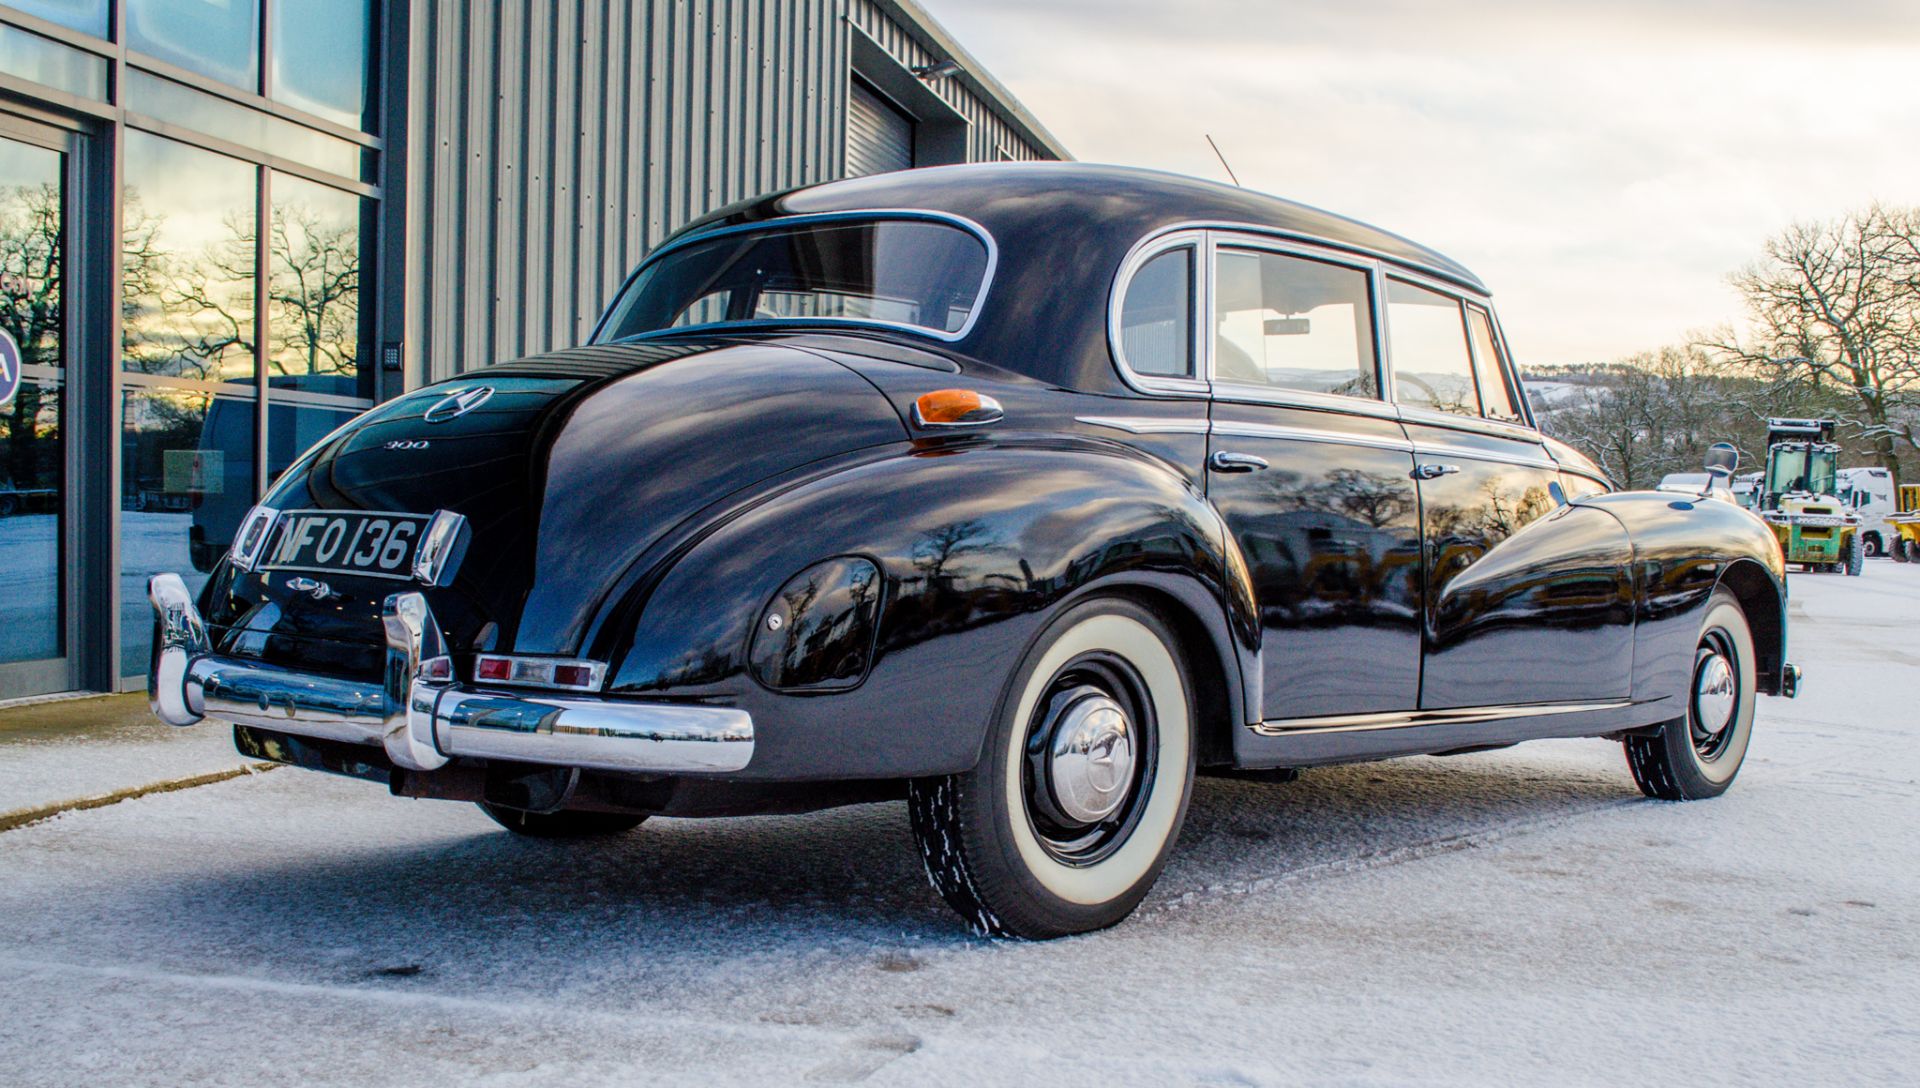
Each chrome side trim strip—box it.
[1077,415,1210,435]
[1212,420,1414,453]
[1408,441,1560,471]
[1250,700,1634,737]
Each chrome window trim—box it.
[1107,228,1211,397]
[1131,218,1487,295]
[592,209,1001,346]
[1382,272,1488,420]
[1212,420,1414,454]
[1462,301,1528,426]
[1204,231,1392,412]
[1485,305,1540,429]
[1396,402,1544,444]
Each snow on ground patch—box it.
[0,564,1917,1086]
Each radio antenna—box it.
[1205,134,1242,187]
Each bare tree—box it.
[1702,204,1920,485]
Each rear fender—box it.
[602,438,1259,780]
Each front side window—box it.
[1213,248,1377,398]
[1386,278,1479,416]
[1118,246,1193,378]
[1465,306,1521,421]
[598,218,991,341]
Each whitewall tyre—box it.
[908,597,1196,938]
[1623,588,1756,800]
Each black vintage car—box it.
[150,164,1798,938]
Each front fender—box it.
[1579,491,1788,707]
[600,437,1257,780]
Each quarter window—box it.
[1118,246,1194,379]
[1465,306,1521,421]
[1213,248,1377,398]
[1386,279,1479,417]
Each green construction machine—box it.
[1757,418,1862,575]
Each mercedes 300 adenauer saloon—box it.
[149,164,1799,937]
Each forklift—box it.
[1757,418,1862,575]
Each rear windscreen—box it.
[597,218,991,341]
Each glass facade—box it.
[271,0,371,128]
[0,3,381,691]
[0,134,65,673]
[125,0,261,90]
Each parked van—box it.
[1837,466,1896,557]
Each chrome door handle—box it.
[1209,451,1269,473]
[1412,463,1461,480]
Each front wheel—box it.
[1845,533,1865,576]
[1863,533,1883,559]
[1623,588,1756,800]
[1895,537,1912,563]
[478,802,648,839]
[909,597,1196,938]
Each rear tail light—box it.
[471,654,607,692]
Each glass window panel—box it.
[1214,248,1377,398]
[126,0,260,90]
[120,385,255,677]
[1387,279,1479,416]
[1465,307,1520,421]
[0,136,65,371]
[0,378,62,665]
[1119,246,1192,379]
[271,0,371,130]
[124,70,364,178]
[266,401,356,487]
[600,219,990,340]
[268,173,367,398]
[0,20,107,99]
[122,130,258,384]
[5,0,109,38]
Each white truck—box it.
[1836,466,1897,557]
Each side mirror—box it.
[1703,443,1739,479]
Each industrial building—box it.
[0,0,1066,701]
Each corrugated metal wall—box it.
[401,0,1060,382]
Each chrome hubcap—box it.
[1694,651,1737,736]
[1045,692,1135,824]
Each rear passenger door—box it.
[1202,239,1424,720]
[1387,279,1633,708]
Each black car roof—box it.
[679,162,1485,292]
[656,163,1490,395]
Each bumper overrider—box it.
[145,573,754,775]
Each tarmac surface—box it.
[0,561,1914,1086]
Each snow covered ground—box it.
[0,563,1915,1086]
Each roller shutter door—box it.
[846,80,913,177]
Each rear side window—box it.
[1465,306,1521,421]
[1386,278,1479,416]
[1213,248,1377,398]
[1118,246,1194,378]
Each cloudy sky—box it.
[922,0,1920,366]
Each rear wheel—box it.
[909,597,1195,938]
[1623,588,1756,800]
[478,803,648,839]
[1894,537,1912,563]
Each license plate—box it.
[259,510,432,581]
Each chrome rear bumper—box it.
[146,573,753,774]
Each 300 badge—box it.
[259,510,432,580]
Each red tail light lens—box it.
[471,653,604,691]
[475,656,512,681]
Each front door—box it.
[1203,240,1424,721]
[0,120,75,699]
